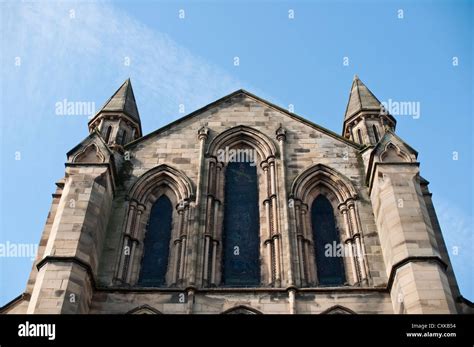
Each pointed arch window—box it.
[104,126,112,144]
[116,129,126,145]
[372,125,379,143]
[222,162,260,286]
[357,129,362,144]
[311,195,346,286]
[121,130,127,145]
[138,195,173,287]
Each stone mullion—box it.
[269,159,277,196]
[116,202,137,282]
[269,159,281,285]
[126,204,144,283]
[172,208,185,284]
[362,116,369,144]
[348,125,354,141]
[208,162,222,285]
[298,205,308,284]
[203,233,211,284]
[212,163,224,285]
[263,198,274,284]
[187,126,208,287]
[346,203,362,284]
[210,240,218,285]
[352,202,370,284]
[345,239,357,285]
[97,118,104,133]
[195,126,209,204]
[295,203,306,285]
[304,239,313,285]
[293,203,302,284]
[340,204,359,285]
[119,236,132,283]
[178,205,189,282]
[302,205,317,285]
[348,201,368,283]
[210,198,220,285]
[300,205,312,284]
[202,159,216,285]
[173,239,182,285]
[297,236,305,285]
[179,235,187,281]
[353,235,367,283]
[261,161,275,285]
[276,125,293,287]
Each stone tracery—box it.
[115,164,194,286]
[290,164,369,286]
[204,125,281,286]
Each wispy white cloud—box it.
[2,0,243,134]
[1,0,245,306]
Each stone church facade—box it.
[2,77,471,314]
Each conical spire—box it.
[88,79,142,143]
[97,78,140,121]
[344,75,382,121]
[342,76,396,145]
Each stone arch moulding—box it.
[289,163,370,287]
[221,305,263,314]
[201,125,285,288]
[206,125,278,160]
[128,164,195,205]
[72,143,105,163]
[380,142,411,163]
[320,305,356,315]
[126,304,163,314]
[290,164,357,204]
[115,164,195,287]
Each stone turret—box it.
[88,78,142,149]
[343,75,396,146]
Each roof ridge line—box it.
[125,89,361,150]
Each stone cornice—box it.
[386,256,448,292]
[31,255,448,299]
[36,256,97,288]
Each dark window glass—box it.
[311,195,345,286]
[372,125,379,143]
[138,195,173,287]
[104,126,112,144]
[222,162,260,286]
[121,130,127,145]
[357,129,363,144]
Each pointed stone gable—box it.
[344,75,382,121]
[128,89,359,149]
[97,79,140,121]
[66,130,113,163]
[373,130,418,161]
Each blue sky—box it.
[1,0,472,305]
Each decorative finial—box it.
[276,123,286,142]
[198,124,209,140]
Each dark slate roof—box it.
[344,75,382,121]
